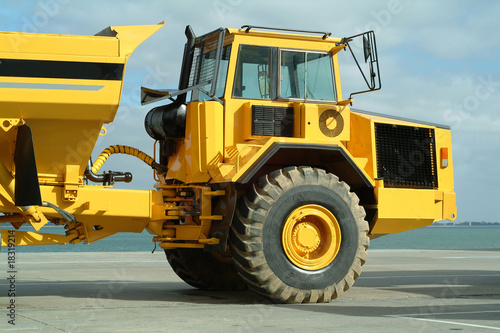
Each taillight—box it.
[441,147,449,168]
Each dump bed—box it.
[0,23,163,179]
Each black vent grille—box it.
[375,123,438,189]
[252,105,294,137]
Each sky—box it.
[1,0,499,222]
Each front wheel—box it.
[230,166,369,303]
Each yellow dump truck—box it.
[0,23,456,303]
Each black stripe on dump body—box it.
[0,59,124,80]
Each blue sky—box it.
[1,0,499,222]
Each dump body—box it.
[0,24,163,183]
[0,24,163,244]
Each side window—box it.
[280,50,336,102]
[233,45,271,99]
[306,53,335,101]
[196,45,231,101]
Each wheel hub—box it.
[282,204,341,271]
[293,222,321,253]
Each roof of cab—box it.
[226,26,343,44]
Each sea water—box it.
[3,225,499,253]
[369,226,500,250]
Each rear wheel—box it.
[230,166,369,303]
[165,248,247,291]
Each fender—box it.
[237,142,374,189]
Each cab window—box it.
[195,44,231,101]
[280,50,336,102]
[233,45,271,99]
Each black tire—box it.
[165,248,247,291]
[230,166,369,303]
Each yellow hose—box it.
[91,145,156,174]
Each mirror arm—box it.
[342,31,382,100]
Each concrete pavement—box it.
[1,249,499,332]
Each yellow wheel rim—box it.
[282,204,341,271]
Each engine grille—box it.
[375,123,438,189]
[252,105,294,137]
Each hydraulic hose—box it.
[91,145,166,174]
[42,201,77,223]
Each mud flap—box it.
[14,125,42,206]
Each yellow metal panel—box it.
[351,111,435,129]
[0,53,125,64]
[376,188,438,219]
[233,33,335,50]
[190,102,203,181]
[332,54,343,102]
[38,185,152,233]
[200,101,224,174]
[30,119,101,177]
[371,187,440,234]
[223,100,244,148]
[0,78,122,121]
[160,243,205,249]
[227,137,374,185]
[371,216,434,235]
[227,28,342,45]
[109,23,164,58]
[0,22,163,59]
[167,153,188,183]
[0,160,15,202]
[346,113,376,179]
[63,165,81,201]
[434,128,455,192]
[443,191,457,221]
[242,102,253,140]
[299,104,350,141]
[0,32,119,57]
[173,102,209,183]
[0,189,17,213]
[0,125,16,178]
[168,101,226,183]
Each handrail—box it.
[241,25,331,40]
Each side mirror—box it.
[363,36,371,63]
[341,30,381,99]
